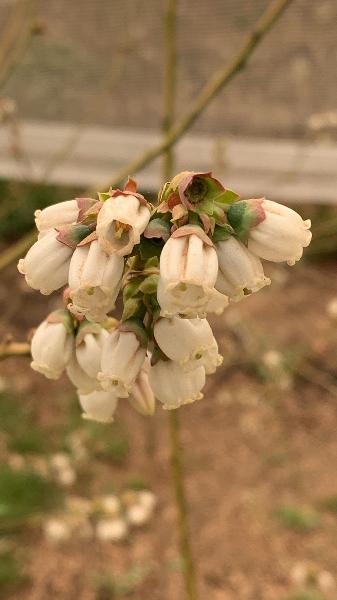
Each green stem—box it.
[162,1,198,598]
[169,410,198,600]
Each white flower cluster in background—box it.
[18,172,312,420]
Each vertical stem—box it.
[162,1,198,598]
[169,410,198,600]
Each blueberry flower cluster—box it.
[18,172,312,421]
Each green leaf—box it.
[144,256,159,270]
[122,297,145,321]
[139,238,163,260]
[97,192,111,202]
[144,218,170,242]
[214,188,240,205]
[139,274,159,295]
[123,278,143,302]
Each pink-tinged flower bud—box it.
[78,389,118,423]
[246,199,312,265]
[158,228,228,318]
[18,230,73,294]
[154,317,222,374]
[35,199,83,232]
[98,325,147,398]
[31,311,74,379]
[66,354,101,394]
[128,358,155,416]
[96,194,151,257]
[148,360,206,410]
[75,322,109,379]
[68,240,124,322]
[215,236,270,301]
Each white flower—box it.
[35,200,79,232]
[75,324,109,379]
[78,389,118,423]
[247,199,312,265]
[68,240,124,322]
[66,354,101,394]
[126,503,152,527]
[30,315,74,379]
[96,194,150,256]
[128,358,156,415]
[98,328,147,397]
[158,229,228,318]
[96,518,128,542]
[44,518,71,543]
[18,229,73,294]
[215,236,270,301]
[154,317,222,374]
[148,359,206,410]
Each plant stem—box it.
[162,1,198,598]
[0,0,294,271]
[169,410,198,600]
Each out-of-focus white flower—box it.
[35,198,96,232]
[44,518,71,543]
[154,317,222,374]
[50,453,76,487]
[67,355,101,394]
[96,193,150,256]
[138,490,157,513]
[245,199,312,265]
[68,240,124,322]
[128,357,156,415]
[96,518,128,542]
[30,311,74,379]
[215,236,270,301]
[158,227,228,318]
[326,297,337,318]
[98,326,147,398]
[126,503,152,527]
[98,495,121,516]
[78,389,118,423]
[148,359,206,410]
[75,322,109,379]
[18,229,73,294]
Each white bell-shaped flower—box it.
[148,359,206,410]
[98,327,147,398]
[158,229,228,318]
[247,199,312,265]
[78,389,118,423]
[154,317,222,374]
[75,323,109,380]
[96,194,151,257]
[18,230,73,294]
[35,200,79,232]
[215,236,270,301]
[68,240,124,322]
[66,354,101,394]
[31,313,74,379]
[128,357,156,416]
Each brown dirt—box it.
[1,259,337,600]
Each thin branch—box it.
[0,0,294,272]
[0,341,30,361]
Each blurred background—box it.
[0,1,337,599]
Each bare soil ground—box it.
[1,258,337,600]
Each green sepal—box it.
[212,224,234,243]
[119,318,149,348]
[139,274,159,295]
[76,320,103,345]
[144,218,170,242]
[122,297,146,321]
[56,223,95,249]
[46,309,74,335]
[97,192,111,202]
[213,188,240,206]
[227,199,265,241]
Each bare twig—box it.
[0,0,294,272]
[0,340,30,360]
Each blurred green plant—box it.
[274,505,321,533]
[318,495,337,515]
[0,548,27,593]
[283,591,323,600]
[0,466,63,527]
[94,563,153,599]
